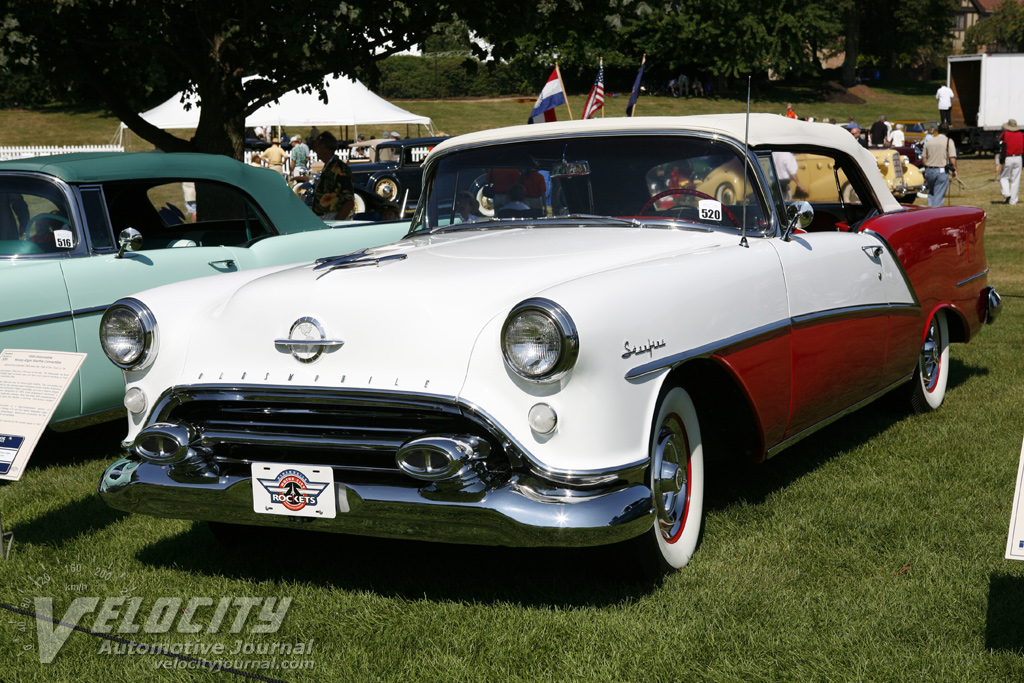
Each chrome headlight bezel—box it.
[99,298,158,370]
[501,298,579,383]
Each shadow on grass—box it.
[13,494,127,546]
[986,573,1024,653]
[136,524,659,608]
[30,420,126,470]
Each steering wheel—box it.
[24,213,72,246]
[24,212,71,232]
[638,188,740,227]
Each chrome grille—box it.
[153,386,502,478]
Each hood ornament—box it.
[314,248,407,278]
[274,317,344,364]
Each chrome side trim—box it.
[624,319,790,380]
[957,269,989,287]
[765,372,913,458]
[626,301,923,382]
[791,303,898,328]
[0,304,107,331]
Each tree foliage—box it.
[1,1,964,154]
[0,1,633,157]
[964,0,1024,53]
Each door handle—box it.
[208,259,236,269]
[862,246,883,259]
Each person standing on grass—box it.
[936,83,954,127]
[998,119,1022,205]
[922,123,957,207]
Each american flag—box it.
[581,60,605,120]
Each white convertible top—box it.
[430,114,902,213]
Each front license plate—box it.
[252,463,336,519]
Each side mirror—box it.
[116,228,143,258]
[782,201,814,241]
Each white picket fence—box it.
[0,145,124,161]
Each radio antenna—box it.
[739,75,751,248]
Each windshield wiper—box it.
[430,214,649,233]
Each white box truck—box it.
[947,53,1024,154]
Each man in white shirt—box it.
[771,151,806,200]
[936,84,955,127]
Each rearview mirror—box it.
[550,161,591,178]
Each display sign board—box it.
[1005,432,1024,560]
[0,349,86,481]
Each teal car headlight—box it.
[501,298,578,382]
[100,298,158,370]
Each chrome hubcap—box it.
[653,416,689,540]
[920,320,940,389]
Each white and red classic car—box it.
[97,115,1000,573]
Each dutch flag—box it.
[528,68,567,124]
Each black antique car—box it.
[348,136,449,209]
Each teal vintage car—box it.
[0,152,409,430]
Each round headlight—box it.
[501,298,578,382]
[100,299,157,370]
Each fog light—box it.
[124,387,147,414]
[528,403,557,434]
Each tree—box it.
[0,1,630,158]
[964,0,1024,53]
[840,0,957,86]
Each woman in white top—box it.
[887,123,905,148]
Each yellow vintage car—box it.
[796,149,924,205]
[891,120,936,146]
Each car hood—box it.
[176,226,730,397]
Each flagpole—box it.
[600,58,605,117]
[555,63,573,120]
[632,54,646,117]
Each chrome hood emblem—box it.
[274,317,344,363]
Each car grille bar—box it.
[150,385,501,476]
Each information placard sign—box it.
[1005,432,1024,560]
[0,349,86,481]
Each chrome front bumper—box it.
[98,458,655,548]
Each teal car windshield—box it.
[1,176,76,255]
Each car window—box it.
[0,176,77,256]
[415,135,770,233]
[101,180,272,249]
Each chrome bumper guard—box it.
[98,458,655,548]
[984,286,1002,324]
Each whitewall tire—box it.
[643,386,705,571]
[911,310,949,413]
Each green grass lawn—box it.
[2,95,1024,682]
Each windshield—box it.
[0,176,76,256]
[412,135,771,233]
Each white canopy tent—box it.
[118,75,435,145]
